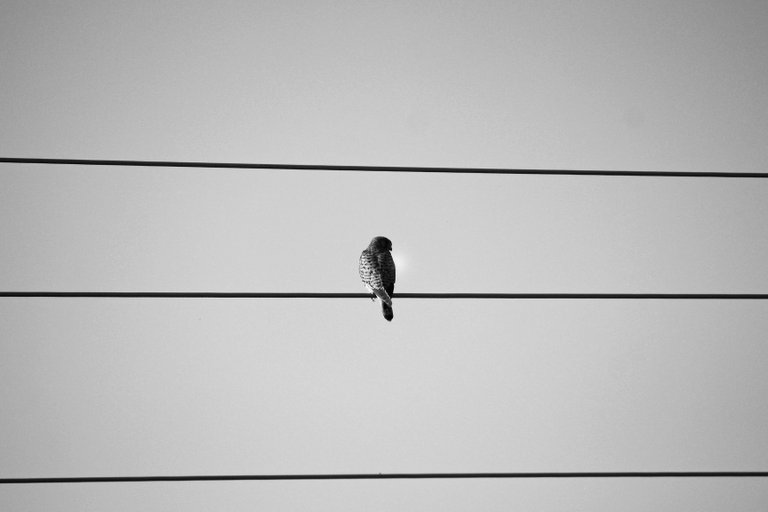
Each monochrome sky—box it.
[1,1,768,510]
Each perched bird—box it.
[359,236,396,321]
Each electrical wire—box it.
[1,292,767,299]
[1,157,767,178]
[2,471,768,484]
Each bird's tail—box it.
[381,301,393,322]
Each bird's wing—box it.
[377,252,396,297]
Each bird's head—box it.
[370,236,393,252]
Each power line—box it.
[1,157,766,178]
[1,292,767,299]
[2,472,767,484]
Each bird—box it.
[359,236,396,321]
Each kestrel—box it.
[359,236,396,321]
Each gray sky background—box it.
[1,1,768,510]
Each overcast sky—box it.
[2,1,768,510]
